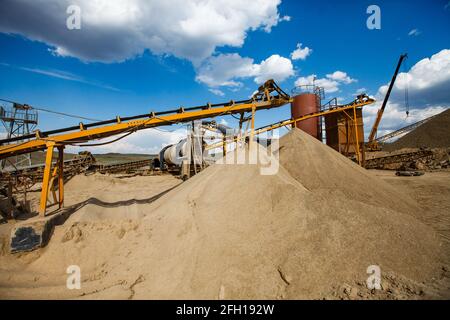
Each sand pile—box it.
[386,108,450,150]
[278,128,418,214]
[0,130,447,299]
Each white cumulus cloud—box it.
[253,54,295,84]
[326,71,356,84]
[290,43,312,60]
[294,74,338,93]
[294,70,357,93]
[196,53,294,89]
[66,127,187,155]
[377,49,450,106]
[363,49,450,137]
[363,102,446,139]
[0,0,287,64]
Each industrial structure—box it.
[290,85,324,140]
[0,102,38,169]
[0,80,292,215]
[366,53,408,151]
[205,90,374,166]
[1,52,417,220]
[0,79,377,217]
[373,113,438,145]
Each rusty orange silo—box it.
[291,93,321,140]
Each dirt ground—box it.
[0,169,449,299]
[0,131,449,300]
[0,174,182,256]
[372,169,450,246]
[367,169,450,299]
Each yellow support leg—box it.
[238,113,244,147]
[58,146,64,209]
[352,106,361,166]
[39,143,54,216]
[249,106,256,148]
[50,166,58,204]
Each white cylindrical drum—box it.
[163,140,188,166]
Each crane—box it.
[366,53,407,151]
[0,80,291,216]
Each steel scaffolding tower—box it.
[0,102,38,169]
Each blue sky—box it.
[0,0,449,154]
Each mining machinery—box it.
[0,80,291,216]
[366,53,408,151]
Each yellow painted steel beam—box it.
[57,145,64,209]
[0,95,290,159]
[1,79,290,216]
[39,143,54,216]
[352,106,361,165]
[205,98,375,151]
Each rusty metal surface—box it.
[364,149,434,169]
[325,108,364,155]
[290,93,320,139]
[0,151,96,189]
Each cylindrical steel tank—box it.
[291,93,321,140]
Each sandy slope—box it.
[0,129,448,299]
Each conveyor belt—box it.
[0,80,290,159]
[364,149,433,169]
